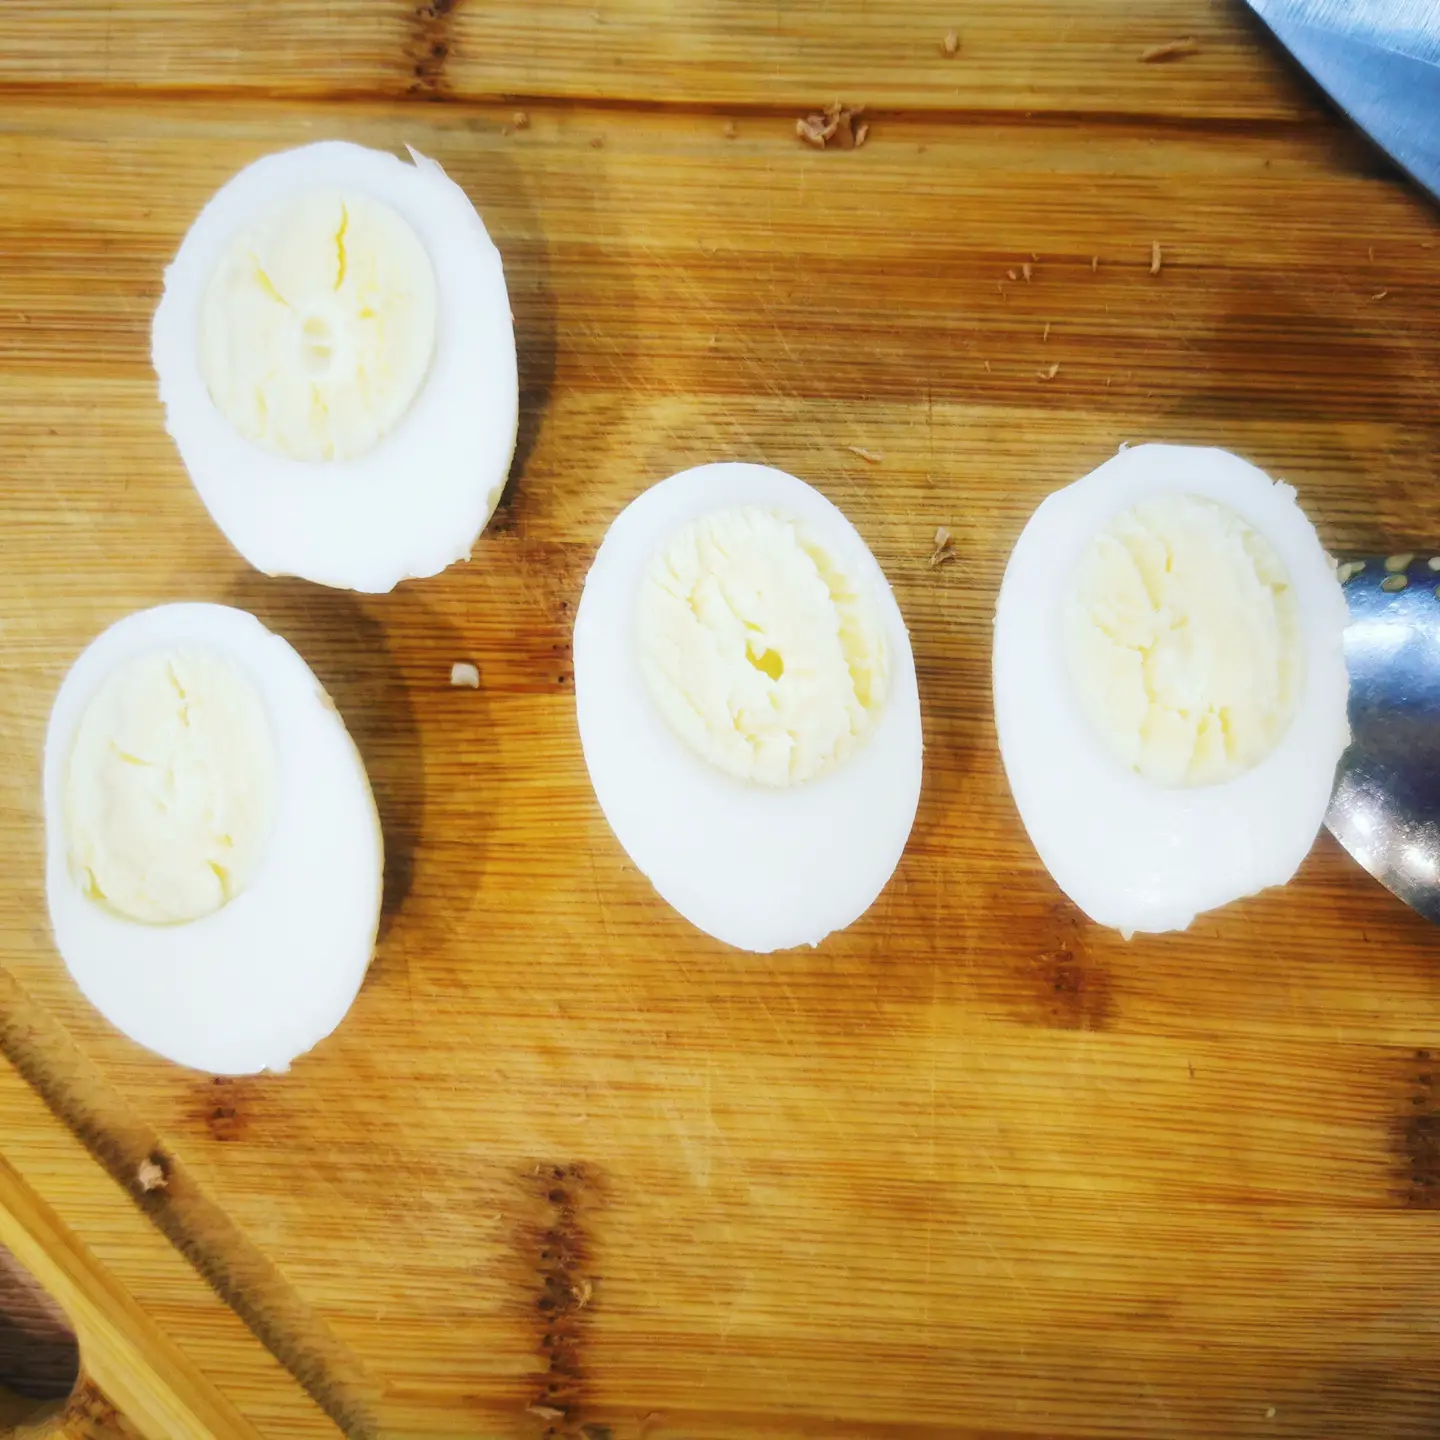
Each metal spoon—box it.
[1326,554,1440,921]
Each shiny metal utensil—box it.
[1246,0,1440,202]
[1326,554,1440,921]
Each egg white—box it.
[152,141,518,594]
[574,463,923,953]
[993,443,1351,935]
[44,604,383,1074]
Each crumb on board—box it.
[1043,321,1051,341]
[1150,241,1163,275]
[854,120,869,148]
[590,135,605,149]
[941,30,959,56]
[1021,262,1033,282]
[513,111,530,130]
[929,527,956,567]
[983,359,992,372]
[1371,289,1389,301]
[796,102,866,150]
[846,444,884,463]
[1038,362,1060,380]
[137,1156,167,1193]
[723,120,738,139]
[1367,245,1375,261]
[1006,268,1018,281]
[527,1404,566,1421]
[450,661,480,689]
[573,1278,593,1308]
[1140,36,1199,62]
[1091,255,1100,272]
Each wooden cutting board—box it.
[3,2,1440,1436]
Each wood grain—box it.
[0,0,1317,119]
[2,6,1440,1439]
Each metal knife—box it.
[1246,0,1440,202]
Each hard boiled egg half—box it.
[993,443,1350,935]
[574,463,923,953]
[152,141,518,593]
[44,604,383,1073]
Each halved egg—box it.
[152,141,518,593]
[993,443,1350,935]
[574,462,923,952]
[44,604,383,1073]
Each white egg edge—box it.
[574,462,924,953]
[44,604,384,1074]
[151,141,519,594]
[993,442,1351,935]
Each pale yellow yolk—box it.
[1063,493,1304,788]
[64,649,277,924]
[637,507,888,786]
[198,189,437,461]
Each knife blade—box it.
[1246,0,1440,202]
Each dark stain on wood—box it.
[524,1162,600,1433]
[406,0,464,98]
[1029,907,1110,1031]
[1398,1047,1440,1208]
[196,1076,249,1143]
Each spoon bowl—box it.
[1326,554,1440,922]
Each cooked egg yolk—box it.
[1064,493,1303,787]
[637,507,888,786]
[199,189,437,462]
[64,649,277,924]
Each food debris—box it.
[590,135,605,149]
[1371,289,1389,301]
[513,111,530,130]
[723,120,738,139]
[1038,362,1060,380]
[137,1156,168,1193]
[1091,255,1100,272]
[450,661,480,689]
[527,1404,566,1421]
[1150,242,1163,275]
[1385,553,1414,572]
[941,30,960,56]
[929,526,957,567]
[1367,246,1375,262]
[1021,262,1033,282]
[796,102,867,150]
[1265,1408,1277,1421]
[1006,268,1018,281]
[854,120,870,148]
[846,444,884,463]
[1140,37,1199,62]
[573,1278,593,1308]
[1043,321,1051,341]
[983,359,992,372]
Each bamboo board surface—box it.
[2,2,1440,1436]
